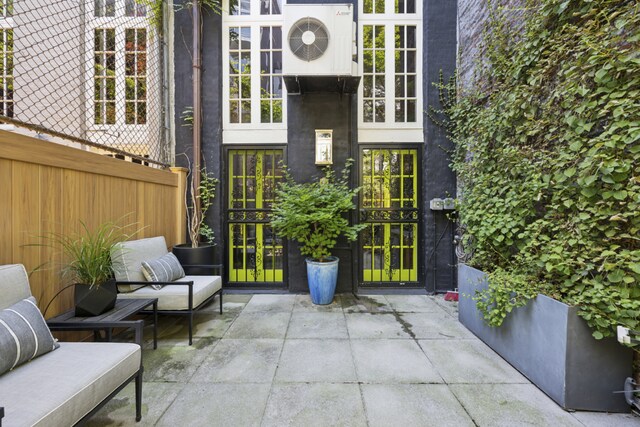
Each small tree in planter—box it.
[173,167,219,270]
[271,160,365,304]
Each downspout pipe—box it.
[192,0,202,229]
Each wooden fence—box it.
[0,130,187,318]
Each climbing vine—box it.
[443,0,640,339]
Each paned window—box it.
[87,1,152,128]
[260,26,282,123]
[94,0,116,17]
[363,0,385,14]
[125,28,147,124]
[229,27,251,123]
[94,28,116,124]
[363,25,385,123]
[394,25,416,123]
[359,0,421,133]
[260,0,282,15]
[223,0,286,133]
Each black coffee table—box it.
[47,298,158,349]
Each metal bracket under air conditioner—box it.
[284,75,361,95]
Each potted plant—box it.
[37,220,131,316]
[270,160,365,304]
[172,167,219,272]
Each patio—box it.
[86,294,637,426]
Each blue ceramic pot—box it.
[306,256,339,305]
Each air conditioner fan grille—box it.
[288,17,329,62]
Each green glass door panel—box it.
[360,148,419,284]
[228,149,284,284]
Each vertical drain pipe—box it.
[192,0,202,232]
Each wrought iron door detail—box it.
[228,149,284,284]
[360,148,419,284]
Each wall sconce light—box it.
[315,129,333,165]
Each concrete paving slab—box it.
[345,313,412,339]
[191,338,283,383]
[242,294,296,312]
[224,311,291,339]
[351,339,443,383]
[142,339,217,382]
[432,295,459,317]
[275,339,357,383]
[571,411,640,426]
[220,293,253,313]
[293,294,343,312]
[157,383,271,427]
[399,311,475,339]
[87,382,186,427]
[262,383,367,427]
[341,294,393,313]
[419,339,528,384]
[361,384,475,427]
[385,295,446,313]
[286,312,349,339]
[451,384,583,426]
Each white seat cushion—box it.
[111,236,169,292]
[0,342,140,427]
[117,275,222,310]
[0,264,31,310]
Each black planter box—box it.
[459,264,632,412]
[74,280,117,317]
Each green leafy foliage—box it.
[35,221,135,287]
[442,0,640,340]
[270,161,366,261]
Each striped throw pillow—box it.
[0,297,60,375]
[141,252,186,290]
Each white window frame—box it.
[84,1,158,148]
[358,0,423,143]
[222,0,287,144]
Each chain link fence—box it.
[0,0,171,166]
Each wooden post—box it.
[170,167,188,246]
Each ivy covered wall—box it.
[451,0,640,339]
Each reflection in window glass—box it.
[394,25,417,122]
[94,28,116,124]
[260,26,283,123]
[229,27,251,123]
[363,25,385,123]
[94,0,115,17]
[260,0,282,15]
[125,28,147,124]
[231,0,251,16]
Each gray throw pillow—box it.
[0,296,60,375]
[141,252,186,290]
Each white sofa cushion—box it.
[0,297,59,375]
[0,264,31,310]
[117,275,222,310]
[111,236,169,291]
[0,342,140,427]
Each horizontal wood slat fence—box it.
[0,130,187,319]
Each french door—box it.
[360,147,420,286]
[227,149,285,285]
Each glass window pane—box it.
[363,75,372,98]
[375,51,385,72]
[241,100,251,122]
[273,51,282,74]
[363,51,373,73]
[364,100,373,122]
[395,100,404,122]
[407,51,416,73]
[261,100,270,123]
[395,76,405,97]
[272,100,282,122]
[230,77,239,99]
[272,27,282,49]
[364,0,373,14]
[261,27,270,50]
[230,100,239,122]
[406,75,416,97]
[396,51,404,73]
[229,28,239,50]
[407,26,416,48]
[407,100,416,122]
[375,100,385,122]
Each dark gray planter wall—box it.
[459,264,632,412]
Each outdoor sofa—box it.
[0,264,143,426]
[111,236,223,345]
